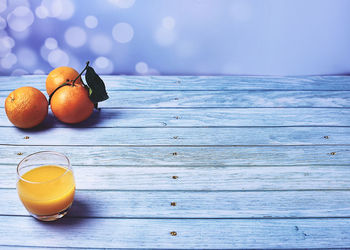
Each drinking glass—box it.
[16,151,75,221]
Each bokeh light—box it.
[1,53,17,69]
[11,68,28,76]
[0,35,15,57]
[7,6,34,32]
[39,0,75,20]
[1,0,350,76]
[40,45,51,61]
[135,62,148,74]
[33,69,45,75]
[45,37,58,50]
[48,49,69,68]
[85,15,98,29]
[112,22,134,43]
[93,57,114,74]
[162,16,175,30]
[35,5,48,19]
[64,26,87,48]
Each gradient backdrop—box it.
[0,0,350,76]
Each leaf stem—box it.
[48,82,72,105]
[72,61,90,86]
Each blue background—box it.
[0,0,350,76]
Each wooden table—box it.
[0,75,350,249]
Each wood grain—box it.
[1,75,350,249]
[1,108,350,128]
[2,165,350,190]
[2,90,350,108]
[0,216,349,248]
[1,145,346,166]
[0,126,349,146]
[1,75,350,90]
[3,189,350,218]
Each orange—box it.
[5,86,48,129]
[50,83,94,124]
[46,66,83,96]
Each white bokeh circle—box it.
[64,26,87,48]
[7,6,34,32]
[39,0,75,20]
[162,16,175,30]
[57,0,75,20]
[1,53,17,69]
[48,49,70,68]
[40,45,50,61]
[35,5,49,19]
[11,68,28,76]
[135,62,148,74]
[33,69,45,75]
[0,36,15,57]
[93,57,114,74]
[45,37,58,50]
[85,15,98,29]
[112,22,134,43]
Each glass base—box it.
[30,205,71,222]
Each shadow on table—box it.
[69,197,93,218]
[33,197,92,227]
[17,108,124,132]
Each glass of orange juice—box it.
[16,151,75,221]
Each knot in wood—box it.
[170,231,177,236]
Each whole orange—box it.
[50,83,94,124]
[46,66,83,95]
[5,86,48,128]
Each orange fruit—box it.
[5,86,48,129]
[50,83,94,124]
[46,66,83,95]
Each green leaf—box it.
[85,66,109,103]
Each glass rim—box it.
[17,151,71,185]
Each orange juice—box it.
[17,165,75,216]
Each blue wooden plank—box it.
[1,108,350,128]
[2,164,350,190]
[1,75,350,90]
[0,126,349,146]
[2,90,350,108]
[0,216,350,248]
[3,189,350,218]
[0,145,347,166]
